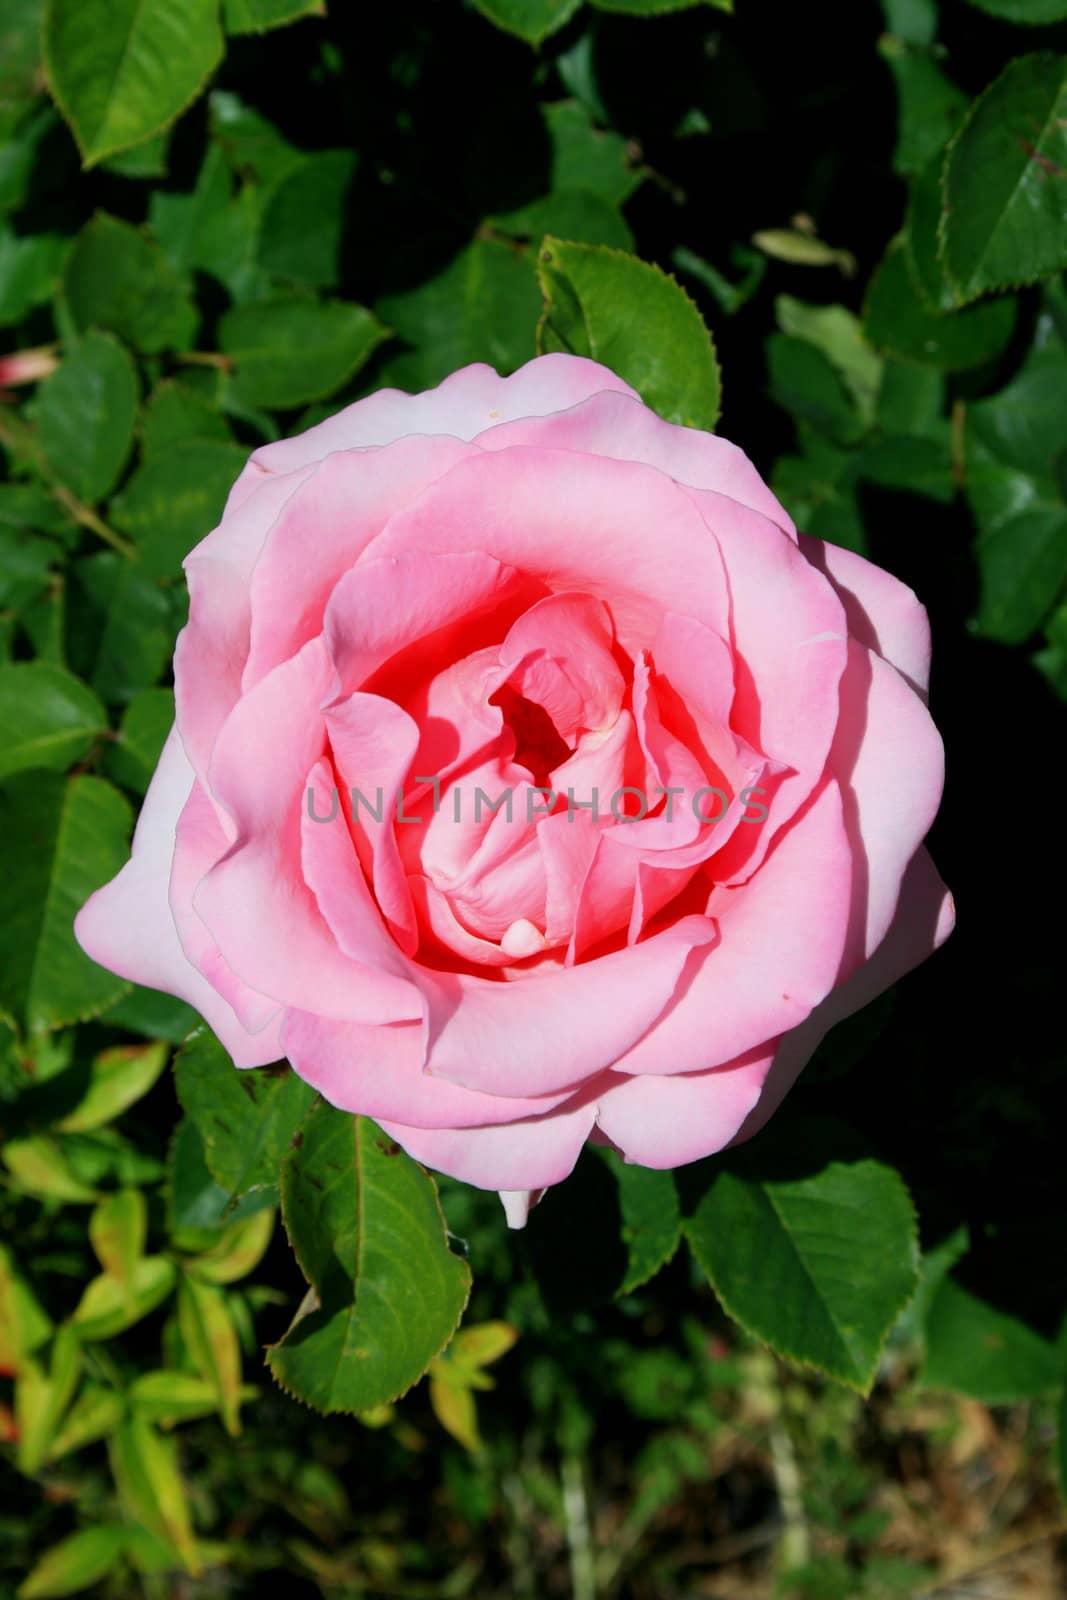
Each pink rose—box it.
[76,356,953,1226]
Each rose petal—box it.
[593,1049,772,1168]
[610,777,854,1075]
[228,355,639,498]
[476,388,795,538]
[418,914,716,1097]
[74,728,283,1067]
[801,533,932,698]
[731,845,955,1145]
[364,446,733,655]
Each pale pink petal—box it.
[731,845,955,1144]
[594,1049,773,1168]
[377,1093,600,1191]
[497,591,625,742]
[73,728,283,1068]
[611,778,853,1075]
[228,355,639,499]
[194,641,419,1022]
[686,489,848,885]
[364,446,733,654]
[419,915,716,1097]
[175,463,317,786]
[476,388,795,538]
[801,533,932,698]
[171,782,278,1033]
[301,758,419,987]
[324,549,529,696]
[324,692,421,952]
[243,436,480,691]
[282,1010,579,1127]
[832,642,945,973]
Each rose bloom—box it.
[76,356,953,1226]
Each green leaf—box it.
[86,1196,144,1323]
[129,1368,256,1424]
[17,1525,127,1599]
[102,128,169,179]
[863,238,1016,370]
[109,1416,200,1575]
[221,294,389,409]
[186,1206,275,1284]
[148,143,266,302]
[964,403,1067,644]
[377,238,540,392]
[267,1104,471,1414]
[856,431,954,503]
[685,1143,920,1392]
[71,1255,176,1340]
[223,0,324,29]
[537,237,720,428]
[257,149,356,288]
[100,982,197,1045]
[66,555,175,705]
[921,1278,1062,1401]
[904,150,955,313]
[37,332,138,504]
[15,1327,82,1473]
[167,1117,275,1233]
[541,100,641,208]
[597,1151,682,1294]
[111,439,249,580]
[173,1029,312,1205]
[58,1043,168,1132]
[0,663,106,781]
[102,689,174,796]
[0,1243,53,1374]
[0,772,132,1033]
[46,1383,124,1460]
[2,1135,100,1203]
[492,189,633,251]
[471,0,583,45]
[63,213,197,354]
[942,54,1067,305]
[43,0,224,168]
[176,1272,243,1435]
[0,229,66,327]
[877,34,968,177]
[591,0,730,12]
[141,382,233,460]
[962,0,1067,17]
[767,334,864,445]
[0,0,45,119]
[775,297,883,426]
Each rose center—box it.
[489,681,573,787]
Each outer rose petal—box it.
[477,388,795,538]
[227,355,639,502]
[365,445,733,653]
[176,463,317,788]
[282,1010,579,1127]
[195,640,422,1023]
[420,915,717,1097]
[732,845,955,1145]
[73,728,283,1068]
[801,533,932,698]
[243,435,481,691]
[377,1091,600,1192]
[831,641,945,972]
[611,778,853,1076]
[593,1049,773,1168]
